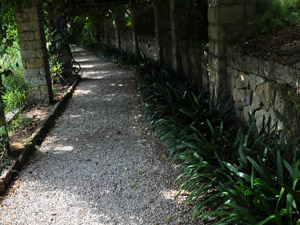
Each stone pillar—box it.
[169,0,190,74]
[130,4,142,57]
[208,0,256,103]
[104,17,114,45]
[14,0,53,105]
[154,0,171,66]
[114,11,127,50]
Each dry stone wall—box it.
[226,45,299,131]
[207,0,256,102]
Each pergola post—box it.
[207,0,256,103]
[15,0,53,105]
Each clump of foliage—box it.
[43,1,80,84]
[82,40,300,224]
[0,41,28,112]
[257,0,300,32]
[275,84,300,150]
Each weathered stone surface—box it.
[274,92,285,115]
[279,42,300,53]
[246,3,256,19]
[20,40,42,50]
[209,25,225,40]
[26,58,45,68]
[23,68,40,78]
[35,49,44,58]
[249,75,265,90]
[39,68,46,76]
[244,55,259,75]
[18,32,35,41]
[259,60,275,80]
[208,0,246,7]
[277,121,284,131]
[256,82,275,109]
[255,109,270,133]
[235,73,249,89]
[210,56,226,71]
[208,5,244,25]
[242,105,252,125]
[20,49,36,58]
[233,89,252,109]
[274,63,289,83]
[18,21,40,32]
[251,92,262,111]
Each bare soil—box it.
[240,24,300,68]
[9,84,69,153]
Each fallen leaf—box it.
[94,170,99,173]
[135,185,140,188]
[124,167,129,171]
[139,170,145,174]
[51,213,56,216]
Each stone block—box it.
[23,6,38,14]
[255,109,270,133]
[259,59,275,80]
[274,92,285,115]
[39,68,46,76]
[20,49,36,58]
[256,82,275,109]
[251,92,262,111]
[24,68,40,78]
[214,42,225,57]
[216,5,244,25]
[29,12,39,21]
[39,85,50,95]
[34,32,41,40]
[208,0,245,7]
[242,105,253,125]
[209,25,225,41]
[246,3,256,20]
[289,68,300,88]
[249,74,264,90]
[20,40,42,50]
[233,89,252,109]
[244,55,259,75]
[210,56,226,72]
[26,58,45,68]
[18,32,35,41]
[274,62,289,83]
[35,49,44,57]
[235,73,249,89]
[19,21,40,32]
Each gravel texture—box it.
[0,47,199,225]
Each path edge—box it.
[0,75,81,195]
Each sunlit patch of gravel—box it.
[0,47,200,225]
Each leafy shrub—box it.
[257,0,300,32]
[81,42,300,224]
[0,34,28,112]
[2,73,28,112]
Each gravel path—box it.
[0,47,199,225]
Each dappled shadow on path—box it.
[0,46,199,225]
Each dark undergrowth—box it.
[80,42,300,225]
[257,0,300,33]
